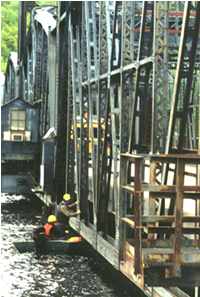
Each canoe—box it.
[14,236,84,254]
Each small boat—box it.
[14,236,84,254]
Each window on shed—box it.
[11,109,26,131]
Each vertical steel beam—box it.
[54,3,69,203]
[85,2,98,225]
[128,1,153,153]
[69,17,81,205]
[165,2,190,153]
[80,4,90,223]
[97,2,114,233]
[70,3,90,222]
[65,35,75,196]
[178,2,200,150]
[152,2,169,153]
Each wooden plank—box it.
[149,161,158,240]
[121,153,200,163]
[148,192,200,199]
[143,247,200,255]
[149,226,200,235]
[127,238,199,249]
[122,218,200,234]
[149,161,157,215]
[80,221,96,248]
[97,234,119,269]
[144,248,200,266]
[148,185,200,192]
[150,154,200,163]
[125,215,200,223]
[146,227,200,235]
[122,241,200,265]
[122,184,200,193]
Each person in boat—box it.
[43,214,67,239]
[33,214,69,254]
[56,193,80,227]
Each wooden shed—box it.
[1,97,40,161]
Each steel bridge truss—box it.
[64,1,200,289]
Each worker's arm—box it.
[60,205,80,217]
[67,210,80,217]
[67,201,78,208]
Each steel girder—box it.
[65,0,200,288]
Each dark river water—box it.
[1,194,143,297]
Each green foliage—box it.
[1,1,18,72]
[1,1,57,73]
[37,1,57,6]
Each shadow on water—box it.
[1,194,143,297]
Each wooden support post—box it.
[149,160,157,240]
[173,158,184,277]
[149,160,157,215]
[134,158,143,276]
[118,155,129,265]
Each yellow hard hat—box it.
[48,214,57,223]
[63,193,71,201]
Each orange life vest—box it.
[44,223,53,237]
